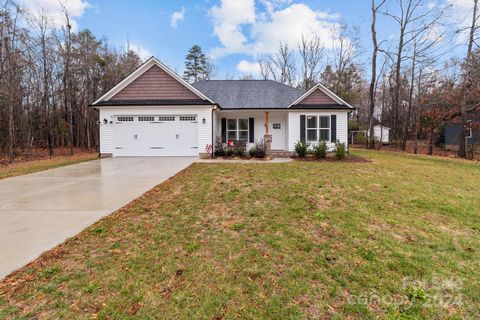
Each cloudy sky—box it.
[17,0,475,78]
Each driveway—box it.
[0,157,195,279]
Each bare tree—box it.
[331,24,361,95]
[382,0,447,142]
[57,4,74,155]
[458,0,479,158]
[298,34,325,90]
[368,0,387,149]
[271,42,297,85]
[257,55,273,80]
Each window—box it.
[158,116,175,122]
[179,116,196,121]
[306,115,330,142]
[306,116,317,141]
[117,116,133,122]
[138,116,154,122]
[319,116,330,141]
[227,118,249,141]
[273,123,281,130]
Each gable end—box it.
[297,88,337,105]
[112,65,198,100]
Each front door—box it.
[270,121,285,150]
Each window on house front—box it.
[117,116,134,122]
[138,116,154,122]
[306,116,317,141]
[306,115,330,142]
[319,116,330,141]
[179,116,196,121]
[227,118,249,141]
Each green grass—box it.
[0,153,98,180]
[0,150,479,319]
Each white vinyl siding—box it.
[288,111,348,152]
[98,106,214,156]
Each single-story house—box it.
[91,57,354,157]
[444,122,478,151]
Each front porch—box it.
[214,110,289,152]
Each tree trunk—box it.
[458,0,478,158]
[402,41,417,151]
[368,0,384,149]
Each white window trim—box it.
[306,115,331,142]
[227,118,249,141]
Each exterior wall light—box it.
[202,117,206,124]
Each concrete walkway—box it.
[0,157,195,279]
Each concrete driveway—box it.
[0,157,195,279]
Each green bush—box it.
[334,141,348,160]
[312,141,328,159]
[225,148,234,157]
[249,140,266,158]
[295,140,310,158]
[232,141,246,157]
[214,137,226,157]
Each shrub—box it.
[225,148,234,157]
[232,140,246,157]
[295,140,309,158]
[312,140,328,159]
[334,141,348,160]
[249,140,266,158]
[214,137,226,157]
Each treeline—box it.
[233,0,480,158]
[0,1,142,162]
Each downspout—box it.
[211,106,214,157]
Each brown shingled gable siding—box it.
[299,88,337,104]
[112,65,198,100]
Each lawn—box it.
[0,152,98,180]
[0,150,479,319]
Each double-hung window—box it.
[306,115,330,142]
[227,119,249,141]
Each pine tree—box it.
[183,45,207,83]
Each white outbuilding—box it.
[373,125,390,144]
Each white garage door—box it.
[113,115,198,156]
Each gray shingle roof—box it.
[192,80,304,109]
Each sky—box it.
[17,0,475,79]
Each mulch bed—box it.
[292,155,372,163]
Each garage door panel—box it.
[113,116,198,157]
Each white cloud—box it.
[18,0,90,30]
[170,6,186,28]
[209,0,256,58]
[426,1,436,10]
[127,43,153,61]
[208,0,341,58]
[237,60,262,77]
[447,0,476,42]
[252,4,340,54]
